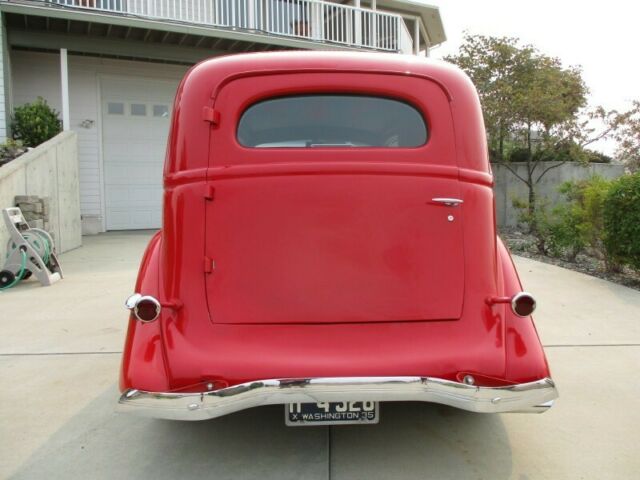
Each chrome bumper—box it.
[117,377,558,421]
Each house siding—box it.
[11,50,188,232]
[0,17,7,142]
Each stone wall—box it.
[0,131,81,261]
[14,196,51,232]
[492,162,625,228]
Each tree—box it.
[445,34,589,225]
[610,100,640,171]
[443,34,528,162]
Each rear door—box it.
[204,73,464,324]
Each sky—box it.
[426,0,640,153]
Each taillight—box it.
[486,292,537,317]
[125,294,161,322]
[511,292,536,317]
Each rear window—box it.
[237,95,427,148]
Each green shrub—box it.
[11,97,62,147]
[580,176,613,253]
[603,173,640,271]
[551,176,612,262]
[508,141,599,164]
[513,197,555,254]
[547,203,588,261]
[585,150,612,164]
[513,176,613,262]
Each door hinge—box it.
[205,185,215,201]
[202,106,220,125]
[204,257,215,274]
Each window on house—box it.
[107,102,124,115]
[131,104,147,116]
[237,95,428,148]
[153,105,170,118]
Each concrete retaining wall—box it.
[0,131,81,261]
[492,162,625,227]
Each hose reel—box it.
[1,207,63,290]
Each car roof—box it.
[167,52,490,176]
[189,51,471,100]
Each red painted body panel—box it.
[204,72,463,324]
[120,52,551,395]
[205,174,465,324]
[119,231,170,392]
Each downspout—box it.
[60,48,70,131]
[0,12,12,142]
[413,17,420,55]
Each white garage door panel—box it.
[104,161,163,185]
[102,77,178,230]
[107,208,162,230]
[105,185,162,207]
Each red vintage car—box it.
[118,52,557,424]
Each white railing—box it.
[42,0,411,52]
[398,19,413,55]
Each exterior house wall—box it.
[492,162,625,228]
[10,50,189,233]
[0,131,81,261]
[0,16,7,141]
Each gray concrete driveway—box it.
[1,231,639,479]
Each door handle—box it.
[431,198,464,207]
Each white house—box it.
[0,0,445,233]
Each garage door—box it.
[102,77,179,230]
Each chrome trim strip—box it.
[117,376,558,421]
[431,197,464,206]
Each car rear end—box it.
[118,52,557,423]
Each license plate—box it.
[285,401,379,426]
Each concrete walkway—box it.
[1,232,639,479]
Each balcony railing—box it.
[42,0,413,53]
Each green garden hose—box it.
[1,230,53,290]
[24,231,50,265]
[0,248,27,290]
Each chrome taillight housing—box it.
[486,291,537,317]
[125,293,161,322]
[511,292,536,317]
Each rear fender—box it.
[119,232,171,392]
[497,237,551,383]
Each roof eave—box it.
[368,0,446,48]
